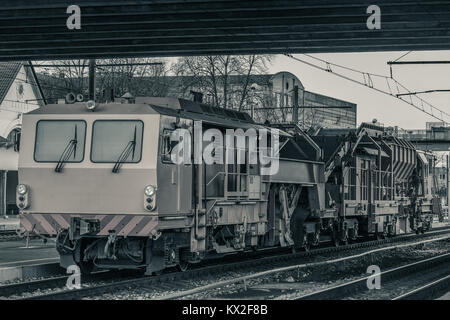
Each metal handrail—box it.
[206,171,225,187]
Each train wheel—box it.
[331,224,339,247]
[177,248,190,272]
[78,261,94,275]
[74,240,94,275]
[350,224,358,241]
[312,231,320,246]
[333,237,339,247]
[331,232,339,247]
[303,233,310,252]
[341,228,348,245]
[341,237,348,246]
[177,260,189,272]
[388,224,396,237]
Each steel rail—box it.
[297,253,450,300]
[21,226,450,300]
[0,269,122,299]
[392,274,450,300]
[0,276,69,298]
[158,236,450,300]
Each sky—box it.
[267,50,450,130]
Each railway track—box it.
[0,269,139,299]
[393,274,450,300]
[0,230,20,241]
[5,226,447,300]
[0,229,42,242]
[0,276,69,298]
[158,236,450,300]
[296,252,450,300]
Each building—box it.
[436,167,446,188]
[243,72,356,130]
[0,62,45,216]
[162,71,357,130]
[435,166,448,204]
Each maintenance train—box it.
[17,97,441,274]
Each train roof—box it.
[27,102,158,115]
[26,97,286,133]
[315,128,357,136]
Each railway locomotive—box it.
[17,97,441,274]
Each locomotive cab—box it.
[18,102,162,272]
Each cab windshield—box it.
[34,120,86,162]
[91,120,143,163]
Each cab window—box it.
[34,120,86,162]
[161,129,179,163]
[91,120,143,163]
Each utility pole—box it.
[292,85,299,125]
[88,59,96,101]
[1,171,6,217]
[445,154,450,210]
[302,90,305,130]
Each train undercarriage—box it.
[54,181,435,275]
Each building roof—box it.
[0,61,45,106]
[0,62,22,105]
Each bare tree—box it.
[49,59,89,94]
[36,58,169,102]
[96,58,168,98]
[171,55,272,110]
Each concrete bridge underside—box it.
[2,1,450,60]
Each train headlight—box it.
[16,184,29,210]
[144,185,156,197]
[86,100,96,111]
[17,184,28,195]
[144,185,156,211]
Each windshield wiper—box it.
[55,125,78,173]
[112,126,137,173]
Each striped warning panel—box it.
[19,213,158,237]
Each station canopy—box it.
[1,1,450,61]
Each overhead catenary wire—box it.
[284,53,450,124]
[388,60,450,65]
[397,89,450,97]
[393,51,413,62]
[389,51,412,77]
